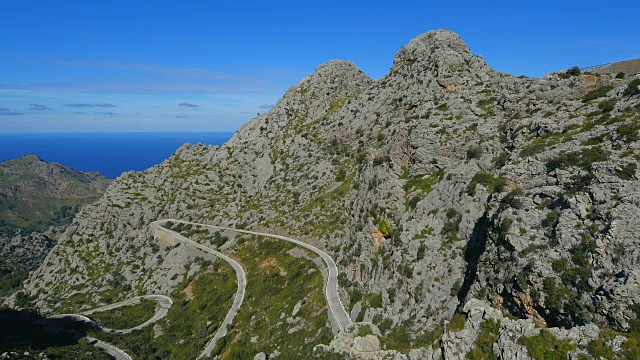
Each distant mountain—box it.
[0,154,110,296]
[0,154,110,237]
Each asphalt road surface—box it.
[156,219,352,334]
[41,295,172,360]
[151,220,247,359]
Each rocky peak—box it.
[17,154,42,163]
[313,59,366,78]
[390,29,496,84]
[234,59,372,139]
[295,59,372,102]
[391,29,470,71]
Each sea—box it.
[0,132,234,179]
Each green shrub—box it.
[211,231,229,247]
[450,279,462,296]
[598,99,616,113]
[357,325,375,337]
[623,79,640,96]
[586,336,615,359]
[583,85,614,102]
[416,242,426,260]
[466,319,500,360]
[467,172,505,196]
[376,317,393,334]
[616,72,626,79]
[546,209,560,227]
[373,155,391,166]
[14,291,31,308]
[617,122,639,143]
[477,97,498,107]
[441,208,462,243]
[545,146,610,171]
[494,151,509,168]
[560,266,592,293]
[543,277,569,309]
[551,258,568,273]
[476,97,497,117]
[376,219,392,236]
[616,163,637,180]
[407,195,421,209]
[368,293,383,308]
[403,169,444,193]
[520,143,547,158]
[467,144,484,159]
[581,133,607,146]
[447,313,467,331]
[565,173,596,194]
[566,66,581,77]
[518,329,576,360]
[500,188,525,209]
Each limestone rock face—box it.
[14,29,640,357]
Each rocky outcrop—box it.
[16,29,640,357]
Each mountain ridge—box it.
[1,154,110,298]
[12,29,640,359]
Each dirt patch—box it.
[371,230,385,251]
[515,292,546,327]
[258,256,287,276]
[153,323,163,338]
[183,281,195,301]
[220,331,243,359]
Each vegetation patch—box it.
[617,121,639,143]
[402,168,444,209]
[93,261,236,359]
[441,208,462,246]
[211,234,331,358]
[467,172,507,196]
[376,219,392,237]
[520,143,547,158]
[467,318,500,360]
[582,85,614,102]
[545,146,610,172]
[616,163,637,180]
[372,318,443,354]
[89,299,157,330]
[517,329,576,360]
[477,97,498,117]
[623,79,640,96]
[447,313,467,331]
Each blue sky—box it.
[1,0,638,133]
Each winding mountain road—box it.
[42,219,350,359]
[152,219,352,335]
[150,220,247,360]
[83,295,173,334]
[40,295,172,360]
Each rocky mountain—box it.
[0,154,111,236]
[13,30,640,359]
[0,154,110,297]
